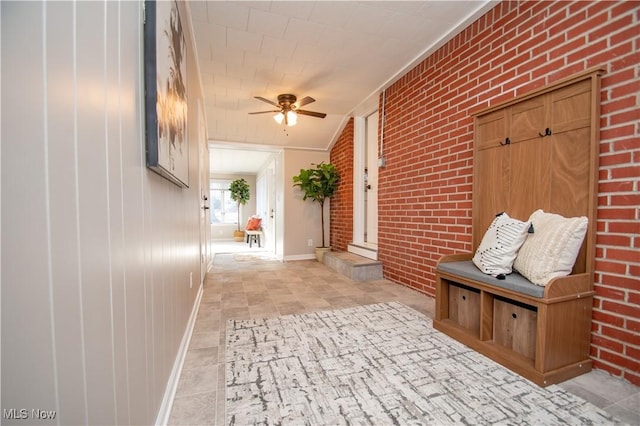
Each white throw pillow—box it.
[472,212,531,277]
[513,209,588,286]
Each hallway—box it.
[168,253,639,425]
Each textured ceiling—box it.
[190,0,494,171]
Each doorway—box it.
[209,146,282,259]
[198,103,211,284]
[365,111,379,246]
[350,110,379,259]
[255,156,278,256]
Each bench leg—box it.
[245,233,261,248]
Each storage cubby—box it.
[448,282,480,336]
[492,297,537,360]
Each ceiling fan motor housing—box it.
[278,94,297,109]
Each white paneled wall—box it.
[1,1,206,424]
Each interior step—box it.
[323,251,383,281]
[348,242,378,260]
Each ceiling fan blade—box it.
[254,96,280,108]
[295,96,315,108]
[248,110,280,115]
[296,109,327,119]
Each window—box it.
[210,180,237,224]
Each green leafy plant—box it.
[292,162,340,248]
[229,178,250,231]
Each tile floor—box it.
[168,245,639,425]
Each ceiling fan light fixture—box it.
[286,110,297,126]
[252,94,324,126]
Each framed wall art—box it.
[144,0,189,188]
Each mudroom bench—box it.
[435,254,594,387]
[433,68,603,387]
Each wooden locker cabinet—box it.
[434,68,603,386]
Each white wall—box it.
[283,149,330,260]
[1,1,205,424]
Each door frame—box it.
[353,117,366,245]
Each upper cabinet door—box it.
[475,109,509,151]
[551,79,592,134]
[510,94,548,144]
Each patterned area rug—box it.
[232,253,277,262]
[226,302,619,425]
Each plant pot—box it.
[315,247,331,263]
[233,230,245,242]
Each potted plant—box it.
[292,162,340,262]
[229,178,250,242]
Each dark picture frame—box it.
[144,0,189,188]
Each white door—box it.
[198,105,210,284]
[366,112,379,244]
[266,160,277,254]
[256,156,277,255]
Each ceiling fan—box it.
[249,94,327,126]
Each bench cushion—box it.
[437,260,545,298]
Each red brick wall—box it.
[330,119,354,251]
[331,1,640,384]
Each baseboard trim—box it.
[283,254,316,261]
[155,283,204,425]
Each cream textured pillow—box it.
[513,209,588,286]
[472,212,531,277]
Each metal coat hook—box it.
[538,128,552,137]
[500,137,511,146]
